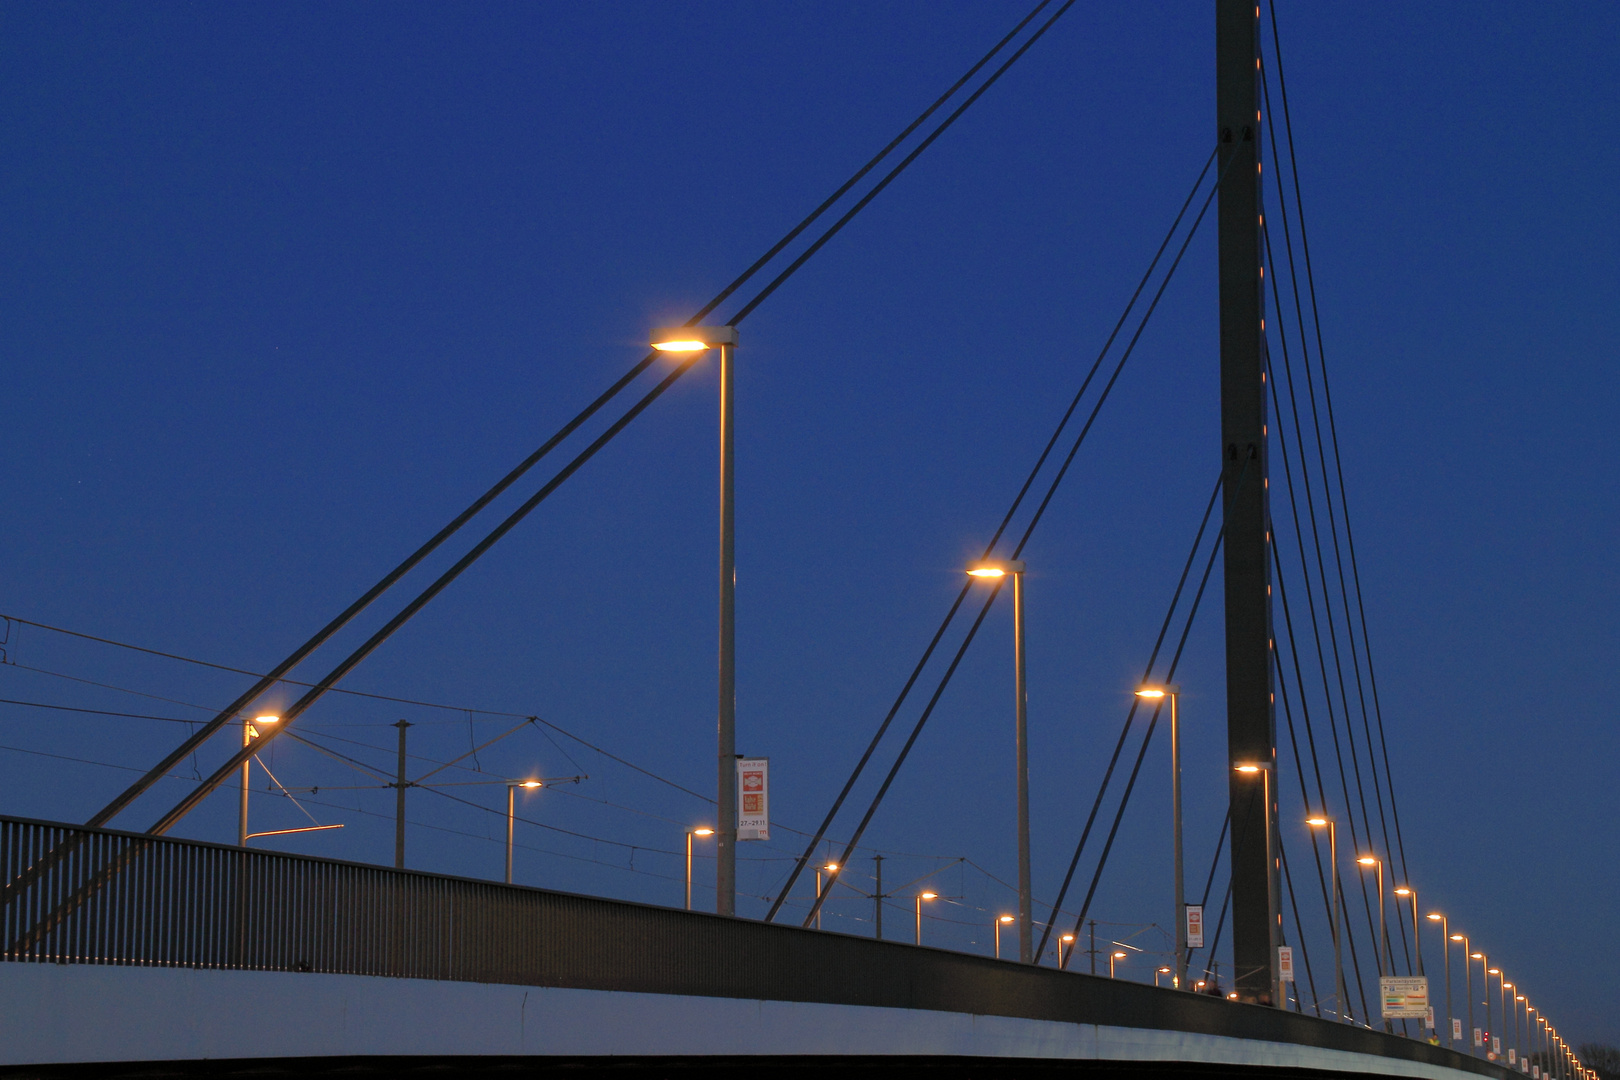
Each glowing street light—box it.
[1307,816,1347,1022]
[915,891,938,946]
[994,913,1015,960]
[238,714,279,847]
[651,324,741,917]
[814,861,840,930]
[1138,683,1184,989]
[1393,885,1423,975]
[1233,760,1277,1003]
[1428,912,1455,1049]
[1058,933,1076,968]
[504,779,543,884]
[1110,950,1128,979]
[1156,965,1174,988]
[684,826,714,910]
[967,557,1031,963]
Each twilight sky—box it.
[2,1,1615,1049]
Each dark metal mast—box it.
[1216,0,1279,1005]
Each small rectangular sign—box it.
[1185,904,1204,949]
[1509,1049,1517,1066]
[1380,975,1429,1019]
[1277,946,1294,982]
[1453,1018,1464,1041]
[1426,1006,1435,1030]
[1493,1037,1502,1056]
[736,758,769,840]
[1475,1027,1484,1048]
[1533,1066,1540,1078]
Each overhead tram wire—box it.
[1265,4,1415,918]
[1058,461,1252,969]
[86,0,1070,835]
[122,3,1082,838]
[1032,470,1223,964]
[781,146,1227,928]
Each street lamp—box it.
[238,715,279,846]
[1307,817,1347,1023]
[1110,950,1127,979]
[684,827,714,910]
[1234,761,1277,1004]
[1393,886,1423,975]
[914,891,937,946]
[1471,950,1489,1056]
[1156,965,1174,988]
[1137,683,1183,990]
[651,323,741,917]
[1501,981,1514,1066]
[1452,934,1476,1056]
[994,914,1015,959]
[1488,969,1504,1060]
[1058,933,1076,968]
[815,862,840,930]
[968,558,1030,963]
[1428,912,1454,1049]
[504,780,543,884]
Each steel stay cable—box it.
[1260,242,1386,994]
[147,355,703,835]
[727,0,1079,327]
[1058,459,1249,968]
[1032,469,1223,964]
[766,144,1219,924]
[796,142,1233,931]
[87,351,662,830]
[1261,80,1409,984]
[1265,6,1413,915]
[1267,341,1376,1022]
[95,1,1068,836]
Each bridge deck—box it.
[1,816,1510,1079]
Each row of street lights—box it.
[646,329,1592,1079]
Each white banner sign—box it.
[1494,1037,1502,1056]
[1509,1049,1517,1066]
[1475,1027,1484,1048]
[736,758,769,840]
[1426,1006,1435,1031]
[1277,946,1294,982]
[1185,904,1204,949]
[1380,975,1429,1019]
[1453,1018,1464,1041]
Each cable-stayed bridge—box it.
[0,3,1600,1078]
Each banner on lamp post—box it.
[737,758,769,841]
[1453,1018,1464,1041]
[1185,905,1204,949]
[1277,946,1294,983]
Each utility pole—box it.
[1089,919,1098,976]
[393,720,411,869]
[1217,0,1279,1006]
[872,854,884,940]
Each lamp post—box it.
[815,862,840,930]
[995,914,1015,959]
[684,827,714,910]
[1428,913,1453,1048]
[1138,683,1183,989]
[1156,965,1174,988]
[1515,994,1526,1070]
[651,324,741,917]
[1110,950,1127,979]
[238,715,279,846]
[1453,934,1474,1055]
[1471,950,1489,1055]
[1307,817,1346,1022]
[1501,980,1514,1066]
[914,891,937,946]
[1488,970,1504,1060]
[1393,886,1422,975]
[503,779,543,884]
[1234,761,1275,1004]
[1058,933,1076,968]
[968,559,1030,963]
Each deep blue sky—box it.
[2,1,1615,1049]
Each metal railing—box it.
[0,814,1514,1080]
